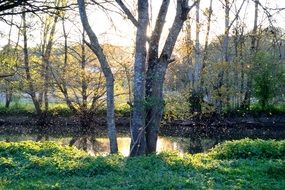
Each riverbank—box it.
[0,139,284,189]
[0,114,285,140]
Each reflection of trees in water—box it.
[188,138,220,154]
[69,136,108,156]
[4,134,50,142]
[69,136,192,156]
[36,114,52,137]
[157,137,188,153]
[36,134,49,141]
[3,133,220,155]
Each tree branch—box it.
[115,0,138,27]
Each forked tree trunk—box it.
[145,0,195,154]
[115,0,196,155]
[145,0,170,154]
[78,0,118,154]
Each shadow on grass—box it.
[0,140,285,189]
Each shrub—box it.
[164,92,190,120]
[209,138,285,159]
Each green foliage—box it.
[1,139,285,189]
[250,103,285,114]
[209,138,285,159]
[0,102,35,115]
[164,92,190,120]
[48,103,72,116]
[252,52,284,110]
[114,103,130,117]
[0,45,18,75]
[0,102,72,116]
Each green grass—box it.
[0,102,35,115]
[0,102,72,116]
[0,139,284,189]
[250,103,285,114]
[224,102,285,117]
[0,101,130,117]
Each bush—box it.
[250,103,285,114]
[0,102,34,115]
[164,92,190,120]
[209,138,285,159]
[48,103,72,116]
[252,52,284,110]
[115,103,130,117]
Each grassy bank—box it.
[0,139,285,189]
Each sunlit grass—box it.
[0,139,284,189]
[0,102,71,116]
[0,101,131,116]
[250,103,285,114]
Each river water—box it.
[0,134,219,156]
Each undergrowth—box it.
[0,139,284,189]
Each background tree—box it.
[77,0,118,154]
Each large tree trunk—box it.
[78,0,118,154]
[145,0,170,154]
[145,59,167,154]
[130,0,149,156]
[145,0,195,154]
[115,0,195,155]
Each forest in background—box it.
[0,0,284,156]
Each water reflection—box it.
[70,136,189,156]
[0,135,218,156]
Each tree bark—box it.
[42,13,59,113]
[190,0,203,113]
[77,0,118,154]
[5,89,12,108]
[22,11,41,115]
[130,0,149,156]
[81,31,88,110]
[215,0,230,114]
[243,0,259,110]
[193,0,201,84]
[52,16,77,113]
[145,0,195,154]
[145,0,170,154]
[115,0,196,154]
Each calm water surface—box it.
[0,135,198,156]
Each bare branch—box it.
[114,0,138,27]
